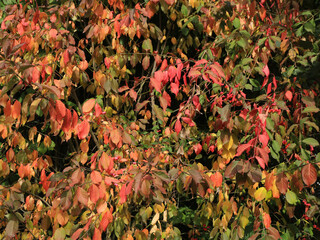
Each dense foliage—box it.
[1,0,320,239]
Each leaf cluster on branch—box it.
[0,0,320,239]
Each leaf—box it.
[76,187,88,206]
[302,164,317,186]
[150,77,162,92]
[119,184,127,204]
[11,100,21,119]
[189,169,202,184]
[233,18,240,29]
[236,144,252,156]
[263,213,271,229]
[56,100,66,118]
[210,172,223,188]
[262,64,270,78]
[302,106,319,113]
[254,187,267,201]
[89,184,100,203]
[82,99,95,114]
[5,220,19,238]
[99,208,113,231]
[77,120,90,139]
[53,228,66,240]
[302,138,319,147]
[286,190,298,205]
[175,119,182,134]
[110,129,121,145]
[93,228,102,240]
[276,172,288,194]
[142,55,150,70]
[142,39,153,52]
[91,171,102,184]
[285,90,293,101]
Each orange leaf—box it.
[56,100,66,118]
[79,60,88,71]
[302,163,317,187]
[285,90,293,101]
[71,228,83,240]
[99,208,113,231]
[119,184,127,204]
[11,100,21,119]
[100,152,114,173]
[77,120,90,139]
[91,171,102,184]
[82,99,95,114]
[93,228,102,240]
[76,187,88,206]
[263,213,271,229]
[89,184,100,203]
[110,129,121,145]
[210,172,223,188]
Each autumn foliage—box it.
[0,0,320,239]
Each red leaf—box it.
[56,100,66,118]
[63,49,70,66]
[255,156,265,169]
[95,103,102,116]
[302,163,317,186]
[77,120,90,139]
[174,119,182,134]
[236,143,252,156]
[104,57,111,69]
[263,64,270,78]
[170,81,179,96]
[91,171,102,184]
[193,143,202,155]
[258,133,269,148]
[162,91,171,106]
[182,117,195,126]
[93,228,102,240]
[82,99,95,114]
[89,184,100,203]
[285,90,293,101]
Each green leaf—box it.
[302,106,319,113]
[53,228,66,240]
[237,38,246,49]
[302,138,319,147]
[142,39,153,52]
[257,37,267,46]
[241,58,253,65]
[304,21,315,33]
[296,26,303,37]
[233,18,240,29]
[286,190,298,205]
[181,5,188,17]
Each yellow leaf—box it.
[226,135,233,150]
[254,187,267,201]
[217,137,223,151]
